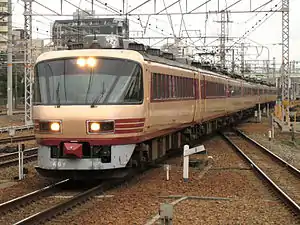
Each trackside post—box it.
[183,144,206,182]
[164,164,171,181]
[18,143,25,180]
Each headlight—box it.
[87,121,114,134]
[76,58,86,67]
[87,57,97,68]
[90,122,100,132]
[50,122,60,131]
[34,120,62,133]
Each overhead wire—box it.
[162,0,176,38]
[92,0,173,38]
[178,0,204,51]
[16,1,91,39]
[228,0,281,50]
[241,0,274,24]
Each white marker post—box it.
[8,127,15,144]
[254,110,258,123]
[271,116,275,139]
[164,164,171,181]
[183,144,206,182]
[18,143,24,180]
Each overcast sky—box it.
[11,0,300,68]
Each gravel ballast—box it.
[42,136,298,225]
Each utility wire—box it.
[228,1,281,50]
[162,0,176,38]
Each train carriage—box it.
[33,38,277,179]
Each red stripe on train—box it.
[114,128,144,134]
[115,118,145,123]
[114,123,144,129]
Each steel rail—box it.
[0,179,69,213]
[13,176,132,225]
[0,147,37,163]
[221,132,300,215]
[0,111,24,116]
[0,147,38,168]
[0,125,33,133]
[0,134,35,145]
[234,128,300,177]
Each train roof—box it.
[36,48,274,88]
[35,49,145,64]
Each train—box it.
[33,35,277,179]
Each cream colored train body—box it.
[33,49,277,179]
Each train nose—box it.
[63,143,83,158]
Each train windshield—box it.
[34,57,143,105]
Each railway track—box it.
[0,134,35,145]
[221,129,300,215]
[0,173,135,224]
[0,147,37,168]
[0,110,24,116]
[0,140,185,224]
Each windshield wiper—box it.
[56,80,61,108]
[85,68,94,104]
[91,92,104,108]
[91,82,105,108]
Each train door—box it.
[200,74,206,121]
[143,62,152,132]
[225,78,229,114]
[193,72,201,122]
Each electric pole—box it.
[23,0,34,125]
[241,43,245,76]
[7,0,12,115]
[281,0,290,125]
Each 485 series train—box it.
[33,35,277,179]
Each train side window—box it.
[160,75,165,99]
[156,74,161,99]
[205,81,210,97]
[165,75,169,99]
[220,83,223,96]
[206,81,213,97]
[190,78,194,97]
[174,76,177,98]
[186,78,189,97]
[182,77,185,98]
[152,73,156,100]
[179,76,182,98]
[180,77,184,98]
[178,76,181,98]
[171,76,175,98]
[235,85,241,96]
[201,80,205,99]
[178,77,182,98]
[184,77,187,98]
[182,77,186,98]
[168,75,172,99]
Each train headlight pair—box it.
[77,57,97,68]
